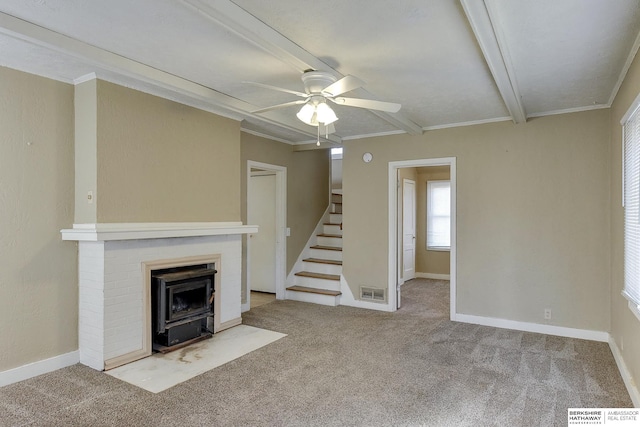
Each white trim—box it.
[247,161,287,301]
[241,127,296,145]
[73,72,97,85]
[341,129,407,141]
[609,27,640,107]
[628,300,640,323]
[423,116,512,131]
[609,337,640,407]
[0,351,79,387]
[454,313,609,342]
[461,0,526,123]
[61,222,257,241]
[389,157,457,317]
[620,91,640,125]
[528,103,610,120]
[416,272,451,280]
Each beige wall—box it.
[343,110,610,331]
[77,80,241,223]
[0,67,77,371]
[416,166,451,276]
[240,132,329,290]
[610,46,640,397]
[74,79,97,223]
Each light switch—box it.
[286,227,291,237]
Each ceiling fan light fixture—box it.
[296,101,338,126]
[296,103,316,125]
[316,102,338,125]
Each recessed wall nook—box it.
[61,222,257,371]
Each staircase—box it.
[286,191,343,306]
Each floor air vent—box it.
[360,287,386,302]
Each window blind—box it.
[427,180,451,249]
[624,106,640,307]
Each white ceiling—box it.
[1,0,639,145]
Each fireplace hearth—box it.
[152,265,217,352]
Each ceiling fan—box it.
[247,70,401,142]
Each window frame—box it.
[621,93,640,322]
[426,179,451,251]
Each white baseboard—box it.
[416,272,451,280]
[0,350,79,387]
[453,313,609,342]
[609,337,640,407]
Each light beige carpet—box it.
[0,279,632,426]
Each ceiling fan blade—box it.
[322,75,364,97]
[243,81,308,98]
[252,99,306,114]
[331,96,401,113]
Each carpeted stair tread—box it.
[295,271,340,281]
[311,245,342,251]
[303,258,342,266]
[286,285,342,296]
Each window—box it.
[426,180,450,250]
[623,101,640,318]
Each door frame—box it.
[246,161,287,308]
[388,157,456,319]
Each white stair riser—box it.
[332,203,342,213]
[294,276,341,291]
[317,236,342,247]
[330,213,342,223]
[285,290,340,306]
[310,248,342,261]
[323,224,342,235]
[303,262,342,275]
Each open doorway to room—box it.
[389,158,456,319]
[246,161,287,311]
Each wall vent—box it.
[360,287,386,302]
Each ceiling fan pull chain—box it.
[317,124,320,146]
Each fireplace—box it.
[152,264,217,351]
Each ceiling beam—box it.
[460,0,526,124]
[182,0,423,135]
[0,11,342,144]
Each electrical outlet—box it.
[544,308,552,320]
[87,191,93,204]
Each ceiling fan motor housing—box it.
[301,71,337,95]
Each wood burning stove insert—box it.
[151,264,216,351]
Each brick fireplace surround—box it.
[61,222,257,371]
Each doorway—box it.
[389,157,456,319]
[246,161,287,311]
[248,171,277,294]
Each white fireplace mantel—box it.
[61,222,257,241]
[61,221,257,371]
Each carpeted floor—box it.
[0,279,632,426]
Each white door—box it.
[402,179,416,281]
[248,173,277,293]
